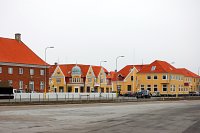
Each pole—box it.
[44,46,54,99]
[115,56,125,97]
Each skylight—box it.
[151,66,156,71]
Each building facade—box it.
[49,64,112,93]
[0,34,49,92]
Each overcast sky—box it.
[0,0,199,73]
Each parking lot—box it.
[0,100,200,133]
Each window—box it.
[154,75,158,80]
[154,85,158,92]
[40,69,44,75]
[19,81,23,89]
[56,78,61,83]
[170,75,174,80]
[151,66,156,71]
[40,81,44,90]
[147,76,151,80]
[88,78,92,83]
[75,88,79,93]
[147,85,151,91]
[106,88,109,93]
[162,75,168,80]
[170,85,176,92]
[19,68,23,74]
[68,86,72,92]
[8,80,13,86]
[8,67,13,74]
[140,85,145,90]
[30,69,34,75]
[162,84,167,92]
[127,85,131,91]
[117,85,121,90]
[29,81,34,92]
[87,87,90,93]
[0,67,2,73]
[131,76,134,81]
[100,79,104,83]
[178,85,181,91]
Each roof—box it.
[0,37,47,66]
[92,66,108,77]
[176,68,200,78]
[50,64,90,77]
[139,60,176,73]
[118,65,147,78]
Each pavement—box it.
[0,100,200,133]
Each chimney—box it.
[54,62,58,66]
[15,33,21,42]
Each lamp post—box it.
[99,61,107,94]
[116,56,125,96]
[44,46,54,98]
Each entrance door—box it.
[75,87,79,93]
[59,86,64,92]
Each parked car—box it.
[136,90,151,98]
[152,91,161,97]
[123,92,136,97]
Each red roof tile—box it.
[176,68,200,78]
[50,64,90,77]
[118,65,147,78]
[92,66,108,77]
[0,37,47,66]
[139,60,176,73]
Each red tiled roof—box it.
[107,71,118,81]
[0,37,47,66]
[50,64,90,77]
[176,68,200,78]
[139,60,176,73]
[118,65,147,78]
[92,66,108,77]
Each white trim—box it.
[51,65,66,84]
[0,62,48,68]
[124,67,137,81]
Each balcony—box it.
[69,78,84,84]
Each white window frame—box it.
[8,80,13,86]
[140,85,145,90]
[162,75,168,80]
[19,80,23,89]
[19,68,23,74]
[153,75,158,80]
[8,67,13,74]
[154,85,158,92]
[30,69,34,75]
[40,81,44,90]
[147,75,151,80]
[147,85,151,91]
[29,81,34,92]
[162,84,168,92]
[40,69,44,76]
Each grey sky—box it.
[0,0,199,73]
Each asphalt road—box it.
[0,100,200,133]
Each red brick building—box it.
[0,33,49,92]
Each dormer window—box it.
[151,66,156,71]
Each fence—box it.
[12,93,117,102]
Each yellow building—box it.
[112,60,200,96]
[49,64,112,93]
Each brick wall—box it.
[0,65,49,92]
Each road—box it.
[0,100,200,133]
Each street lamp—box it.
[116,56,125,96]
[44,46,54,97]
[99,61,107,93]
